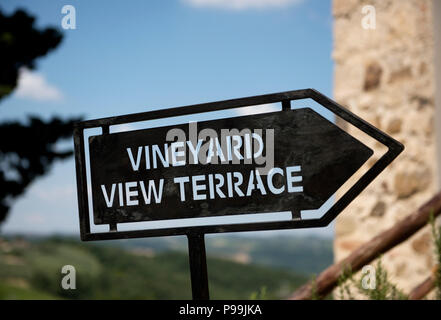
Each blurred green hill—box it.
[0,236,317,299]
[105,234,333,274]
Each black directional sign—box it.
[89,108,372,225]
[74,89,403,241]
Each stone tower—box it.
[333,0,440,292]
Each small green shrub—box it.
[336,259,407,300]
[335,212,441,300]
[429,212,441,300]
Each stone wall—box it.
[333,0,438,293]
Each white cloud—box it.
[14,68,64,102]
[234,103,281,116]
[183,0,304,10]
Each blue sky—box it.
[0,0,335,237]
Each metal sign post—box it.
[187,233,210,300]
[73,89,404,300]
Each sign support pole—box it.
[187,233,210,300]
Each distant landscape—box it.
[0,234,333,299]
[105,234,334,274]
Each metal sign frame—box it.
[74,88,403,241]
[73,89,403,299]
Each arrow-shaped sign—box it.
[74,89,403,241]
[89,107,372,225]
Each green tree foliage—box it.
[0,8,81,225]
[0,9,62,100]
